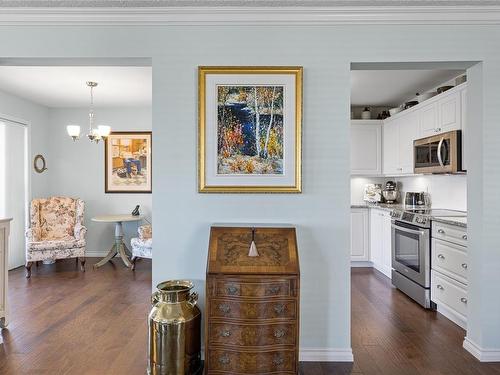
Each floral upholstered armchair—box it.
[130,224,152,270]
[25,197,86,278]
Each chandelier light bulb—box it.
[66,125,81,141]
[98,125,111,138]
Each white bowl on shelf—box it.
[389,107,401,116]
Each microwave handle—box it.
[392,224,425,236]
[437,137,444,167]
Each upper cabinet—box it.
[351,120,382,175]
[351,83,467,176]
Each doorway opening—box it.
[349,61,482,371]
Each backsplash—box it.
[351,174,467,211]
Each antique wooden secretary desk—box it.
[205,225,300,374]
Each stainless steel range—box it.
[390,208,467,308]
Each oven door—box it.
[391,221,430,287]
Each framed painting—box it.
[105,131,152,193]
[198,66,302,193]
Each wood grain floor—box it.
[0,261,499,374]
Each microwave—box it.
[414,130,463,174]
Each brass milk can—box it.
[148,280,202,375]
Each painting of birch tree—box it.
[217,85,284,175]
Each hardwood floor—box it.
[0,262,499,374]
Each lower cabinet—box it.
[431,221,468,329]
[369,209,392,279]
[350,208,369,261]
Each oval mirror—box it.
[33,154,47,173]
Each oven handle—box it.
[392,224,425,236]
[437,137,445,167]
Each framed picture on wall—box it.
[198,66,303,193]
[105,131,152,193]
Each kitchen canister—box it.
[361,107,371,119]
[148,280,202,375]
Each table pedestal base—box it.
[93,221,132,269]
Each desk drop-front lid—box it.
[207,226,299,275]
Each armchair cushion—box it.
[37,197,77,241]
[28,238,86,252]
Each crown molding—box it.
[1,6,500,26]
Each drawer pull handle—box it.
[218,354,230,365]
[461,297,468,304]
[461,263,468,270]
[274,329,286,338]
[226,285,238,295]
[218,303,231,314]
[436,284,444,290]
[266,286,281,295]
[273,356,284,366]
[462,234,468,240]
[437,229,445,234]
[220,330,231,337]
[437,254,445,260]
[274,304,286,315]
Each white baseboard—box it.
[299,348,354,362]
[463,337,500,362]
[436,303,467,330]
[373,262,392,279]
[351,261,373,267]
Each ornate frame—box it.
[198,66,303,193]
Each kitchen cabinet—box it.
[351,121,382,175]
[383,113,418,175]
[431,221,468,329]
[369,209,392,279]
[461,88,468,171]
[382,119,399,175]
[419,102,439,138]
[438,90,461,133]
[351,208,369,261]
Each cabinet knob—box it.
[220,330,231,337]
[462,234,468,240]
[437,254,445,260]
[437,229,445,234]
[436,284,444,290]
[266,286,281,295]
[274,303,286,315]
[218,354,230,365]
[218,303,231,314]
[461,263,468,270]
[272,356,284,366]
[274,328,286,338]
[460,297,468,304]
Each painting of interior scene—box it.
[106,132,151,192]
[217,85,284,175]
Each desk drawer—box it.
[209,321,296,347]
[210,299,297,320]
[214,279,293,298]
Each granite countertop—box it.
[351,204,467,228]
[431,216,467,228]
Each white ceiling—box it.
[351,69,464,107]
[0,66,152,108]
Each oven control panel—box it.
[389,209,430,228]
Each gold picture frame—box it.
[198,66,302,193]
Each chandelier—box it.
[66,81,111,143]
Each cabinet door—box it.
[461,88,467,171]
[383,119,399,175]
[380,212,393,279]
[369,209,382,267]
[351,124,382,175]
[419,102,439,138]
[0,228,4,314]
[398,111,419,174]
[351,208,369,261]
[438,91,461,133]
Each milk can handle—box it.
[151,291,161,306]
[188,292,198,307]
